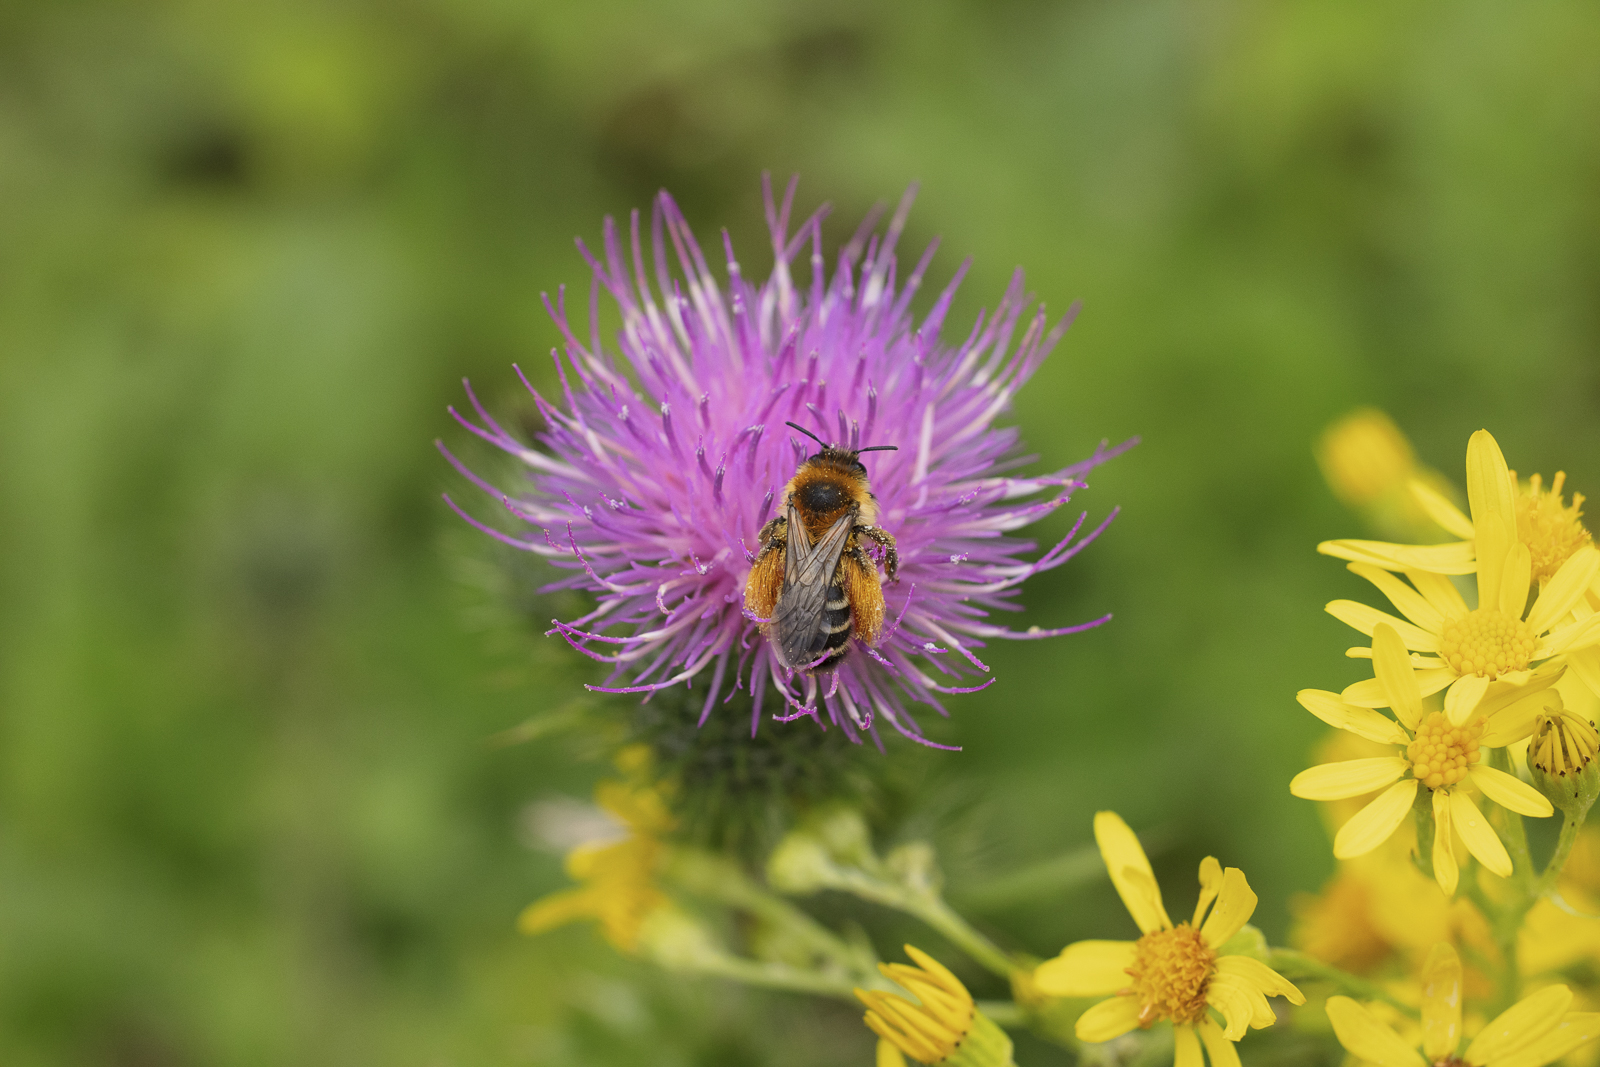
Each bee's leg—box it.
[854,524,898,582]
[756,515,787,546]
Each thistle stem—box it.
[1264,949,1419,1018]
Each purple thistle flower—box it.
[440,177,1130,749]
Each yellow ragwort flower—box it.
[1318,408,1421,509]
[1321,431,1600,724]
[518,777,673,952]
[1317,407,1465,542]
[1323,428,1594,587]
[1290,852,1459,978]
[1290,623,1553,895]
[1517,472,1592,587]
[857,946,1014,1067]
[1327,943,1600,1067]
[1032,812,1303,1066]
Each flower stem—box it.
[977,1000,1026,1027]
[665,847,872,975]
[1464,865,1521,1013]
[909,894,1024,979]
[806,864,1021,978]
[1264,949,1419,1018]
[1488,748,1536,892]
[683,952,864,1000]
[1537,808,1586,897]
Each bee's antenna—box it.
[785,421,827,447]
[856,444,898,453]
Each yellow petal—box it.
[863,1007,942,1064]
[1033,941,1137,998]
[1469,764,1554,818]
[1568,645,1600,698]
[1174,1024,1203,1067]
[1197,1018,1244,1067]
[1478,667,1566,741]
[1093,811,1170,933]
[1325,996,1428,1067]
[902,945,966,1000]
[1351,565,1446,633]
[1206,975,1264,1040]
[1542,611,1600,656]
[1409,568,1470,619]
[1449,791,1512,877]
[1296,689,1409,743]
[1214,955,1305,1005]
[1319,539,1477,575]
[1477,528,1513,626]
[1412,480,1476,540]
[1479,699,1542,747]
[1373,623,1424,729]
[1500,542,1532,620]
[876,1038,908,1067]
[1200,867,1258,947]
[1446,673,1492,725]
[1192,856,1223,927]
[1327,600,1440,651]
[1420,943,1463,1062]
[1075,994,1143,1043]
[1433,788,1459,897]
[518,887,600,934]
[1463,985,1573,1064]
[1343,669,1454,708]
[1292,758,1409,801]
[1333,780,1418,858]
[1489,1012,1600,1067]
[1527,546,1600,635]
[1467,430,1517,606]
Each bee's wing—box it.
[780,502,813,585]
[773,505,854,669]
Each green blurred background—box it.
[5,1,1600,1063]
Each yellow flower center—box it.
[1517,472,1591,584]
[1406,712,1482,791]
[1530,707,1599,777]
[1126,924,1215,1027]
[1437,609,1535,678]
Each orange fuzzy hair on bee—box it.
[784,456,879,541]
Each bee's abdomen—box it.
[814,582,853,667]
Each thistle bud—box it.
[766,830,841,895]
[635,905,724,972]
[766,807,880,893]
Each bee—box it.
[744,422,900,672]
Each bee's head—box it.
[785,421,896,472]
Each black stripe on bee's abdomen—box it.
[813,582,852,667]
